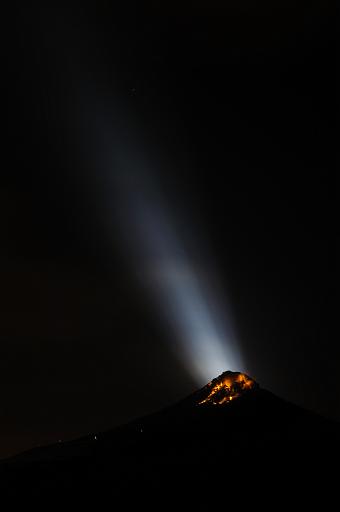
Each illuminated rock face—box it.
[198,371,257,406]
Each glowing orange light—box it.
[198,371,256,406]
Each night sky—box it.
[2,3,335,458]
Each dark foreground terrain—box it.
[1,374,339,504]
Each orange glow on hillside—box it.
[198,372,256,406]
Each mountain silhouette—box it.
[1,371,339,503]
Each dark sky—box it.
[2,2,335,458]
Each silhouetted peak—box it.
[197,371,257,406]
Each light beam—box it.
[76,87,243,385]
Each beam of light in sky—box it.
[38,8,244,385]
[105,153,243,384]
[73,84,243,385]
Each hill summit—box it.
[197,370,257,406]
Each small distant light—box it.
[140,428,143,433]
[94,435,97,440]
